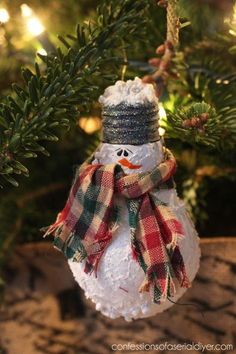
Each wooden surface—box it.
[0,238,236,354]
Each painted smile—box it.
[118,158,142,170]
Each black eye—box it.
[117,149,123,156]
[124,150,129,157]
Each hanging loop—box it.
[166,0,180,47]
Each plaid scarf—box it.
[44,149,190,303]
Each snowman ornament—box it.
[46,78,201,321]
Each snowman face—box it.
[94,142,164,174]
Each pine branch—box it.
[0,0,148,187]
[164,28,236,152]
[164,102,223,148]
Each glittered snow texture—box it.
[99,77,158,106]
[68,141,201,321]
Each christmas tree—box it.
[0,0,236,285]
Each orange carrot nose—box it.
[118,158,142,170]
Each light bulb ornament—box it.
[45,78,200,321]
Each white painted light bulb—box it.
[68,78,201,321]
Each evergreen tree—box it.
[0,0,236,280]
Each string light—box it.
[26,17,45,36]
[20,4,33,17]
[37,47,47,56]
[159,103,167,120]
[232,4,236,24]
[20,4,45,36]
[158,103,166,137]
[0,8,10,23]
[229,29,236,36]
[158,127,166,137]
[225,4,236,35]
[79,116,101,134]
